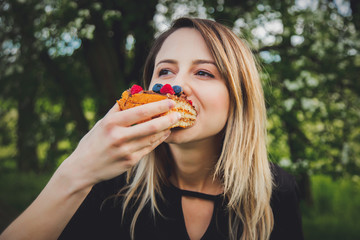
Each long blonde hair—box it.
[121,17,274,240]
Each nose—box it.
[172,73,192,96]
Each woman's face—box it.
[150,28,230,145]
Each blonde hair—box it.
[121,18,274,240]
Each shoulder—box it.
[269,163,304,240]
[91,172,128,198]
[59,173,128,239]
[269,162,299,209]
[270,163,297,194]
[67,172,128,219]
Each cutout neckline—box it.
[169,182,223,201]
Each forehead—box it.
[155,28,214,63]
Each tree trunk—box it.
[283,115,313,205]
[350,0,360,31]
[12,1,40,172]
[16,78,39,172]
[39,51,89,137]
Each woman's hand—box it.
[0,99,179,240]
[59,99,180,191]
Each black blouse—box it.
[60,164,303,240]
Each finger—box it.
[117,130,171,158]
[127,112,180,138]
[134,135,168,159]
[122,132,170,164]
[113,99,176,126]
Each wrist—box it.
[53,156,94,197]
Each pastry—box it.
[117,84,197,128]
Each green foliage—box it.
[0,172,51,211]
[0,172,51,232]
[0,0,159,172]
[302,175,360,240]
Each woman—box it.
[0,18,303,240]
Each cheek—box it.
[212,96,229,124]
[201,87,230,124]
[210,87,229,112]
[148,76,156,90]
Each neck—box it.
[168,137,223,194]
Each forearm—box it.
[0,161,92,240]
[0,101,177,239]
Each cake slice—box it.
[117,84,197,128]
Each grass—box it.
[0,172,359,239]
[0,172,51,232]
[302,175,360,240]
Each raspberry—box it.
[130,84,143,95]
[160,84,175,95]
[173,85,182,96]
[152,83,163,93]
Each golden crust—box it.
[117,91,168,110]
[117,90,197,128]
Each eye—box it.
[158,69,173,77]
[196,70,215,78]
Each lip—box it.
[172,121,196,131]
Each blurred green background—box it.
[0,0,359,239]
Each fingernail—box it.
[176,112,182,120]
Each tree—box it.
[0,0,159,171]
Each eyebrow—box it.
[156,59,177,67]
[155,59,216,68]
[192,59,216,66]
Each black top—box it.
[60,164,303,240]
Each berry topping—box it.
[188,100,193,105]
[173,85,182,95]
[130,84,143,95]
[160,84,175,95]
[152,83,163,93]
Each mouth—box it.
[171,119,197,131]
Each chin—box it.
[165,125,198,145]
